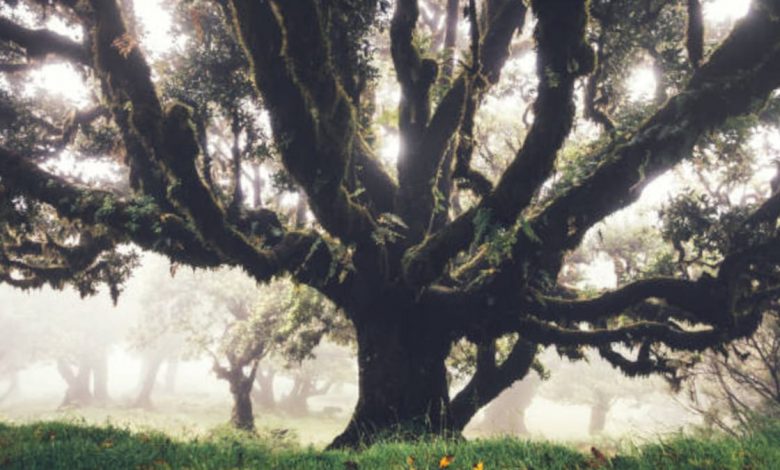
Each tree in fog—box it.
[0,286,129,408]
[0,309,27,403]
[135,265,346,431]
[2,0,780,447]
[685,310,780,435]
[478,376,538,436]
[275,342,356,417]
[135,267,277,431]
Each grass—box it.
[0,419,778,469]
[0,397,349,446]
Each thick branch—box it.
[0,16,89,65]
[450,337,536,429]
[403,0,590,288]
[530,1,780,254]
[83,0,170,203]
[687,0,704,68]
[0,145,222,268]
[533,276,731,327]
[228,0,377,249]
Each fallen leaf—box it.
[588,446,608,468]
[439,454,455,468]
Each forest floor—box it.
[0,418,778,469]
[0,395,351,447]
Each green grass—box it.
[0,419,778,469]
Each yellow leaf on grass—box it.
[439,454,455,468]
[473,462,484,470]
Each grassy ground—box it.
[0,396,349,446]
[0,419,778,469]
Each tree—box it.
[133,259,346,430]
[276,342,356,417]
[133,264,284,431]
[0,282,129,408]
[2,0,780,448]
[478,375,538,436]
[684,310,780,435]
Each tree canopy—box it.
[1,0,780,448]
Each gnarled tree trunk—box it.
[230,376,255,432]
[57,357,93,408]
[215,359,261,432]
[329,310,454,448]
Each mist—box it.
[0,253,700,447]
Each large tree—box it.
[2,0,780,448]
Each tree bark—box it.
[329,312,454,448]
[229,375,256,432]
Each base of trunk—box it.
[328,314,457,448]
[230,380,256,432]
[329,414,463,449]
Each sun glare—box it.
[134,0,180,57]
[25,63,91,108]
[627,66,657,103]
[378,133,400,166]
[704,0,750,23]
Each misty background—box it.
[0,253,697,446]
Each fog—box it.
[0,253,699,446]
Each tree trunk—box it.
[133,351,164,409]
[588,393,611,435]
[252,368,276,410]
[280,373,324,416]
[329,314,453,448]
[57,358,92,407]
[481,377,537,435]
[230,375,256,432]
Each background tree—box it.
[477,375,539,436]
[276,343,356,417]
[134,266,282,431]
[134,261,348,431]
[684,310,780,435]
[2,0,780,448]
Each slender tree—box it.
[2,0,780,447]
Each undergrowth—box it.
[0,418,778,469]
